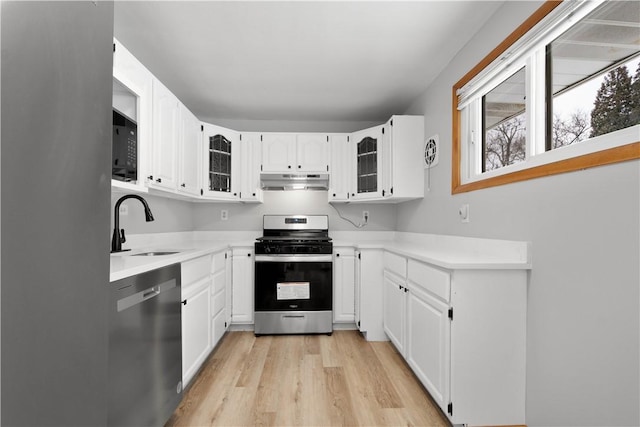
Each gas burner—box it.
[255,215,332,256]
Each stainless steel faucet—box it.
[111,194,154,253]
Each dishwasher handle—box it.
[142,287,160,300]
[116,279,177,312]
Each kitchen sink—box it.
[131,251,180,257]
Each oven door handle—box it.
[254,255,333,262]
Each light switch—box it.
[459,204,470,223]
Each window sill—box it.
[452,139,640,194]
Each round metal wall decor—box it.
[424,134,439,168]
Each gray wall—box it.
[399,1,640,425]
[1,2,113,425]
[193,191,396,232]
[111,192,194,235]
[121,191,396,234]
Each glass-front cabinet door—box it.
[351,125,383,200]
[201,123,239,200]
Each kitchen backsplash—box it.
[111,190,397,234]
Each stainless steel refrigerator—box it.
[2,2,114,425]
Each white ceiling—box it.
[114,1,504,125]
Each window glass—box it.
[548,1,640,149]
[482,67,526,171]
[356,137,377,193]
[209,134,232,192]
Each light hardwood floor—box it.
[166,330,450,427]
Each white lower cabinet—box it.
[211,250,229,347]
[382,270,406,353]
[182,272,212,387]
[383,251,527,426]
[231,248,254,325]
[354,249,386,341]
[406,283,450,410]
[333,247,355,323]
[224,249,233,328]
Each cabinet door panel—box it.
[212,310,227,348]
[296,134,328,172]
[232,249,254,324]
[351,125,383,200]
[178,106,201,196]
[261,133,296,172]
[239,133,263,202]
[383,271,406,355]
[151,79,179,190]
[202,123,239,200]
[211,288,225,316]
[212,269,226,295]
[406,285,450,411]
[381,119,393,198]
[333,250,355,323]
[182,282,211,386]
[354,251,362,330]
[328,134,351,202]
[225,250,233,327]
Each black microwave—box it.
[112,109,137,182]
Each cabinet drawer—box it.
[407,260,450,302]
[212,288,225,316]
[212,269,225,294]
[211,251,226,274]
[182,254,212,285]
[182,276,210,301]
[384,251,407,278]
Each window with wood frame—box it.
[452,0,640,194]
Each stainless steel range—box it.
[254,215,333,335]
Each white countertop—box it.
[374,241,530,270]
[110,237,253,282]
[110,231,531,282]
[333,231,531,270]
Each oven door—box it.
[254,254,332,312]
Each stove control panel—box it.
[255,242,333,255]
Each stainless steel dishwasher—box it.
[108,263,182,427]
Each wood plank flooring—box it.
[166,330,450,427]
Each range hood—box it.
[260,172,330,191]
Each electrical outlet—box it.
[119,204,128,216]
[362,211,369,222]
[221,210,228,221]
[459,204,470,223]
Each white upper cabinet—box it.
[351,125,384,200]
[149,78,180,191]
[381,115,424,201]
[328,134,351,202]
[239,133,263,202]
[296,134,329,173]
[261,133,296,172]
[177,105,201,196]
[113,40,422,204]
[349,116,424,203]
[112,39,152,193]
[201,123,240,200]
[261,133,329,173]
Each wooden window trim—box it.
[451,0,640,194]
